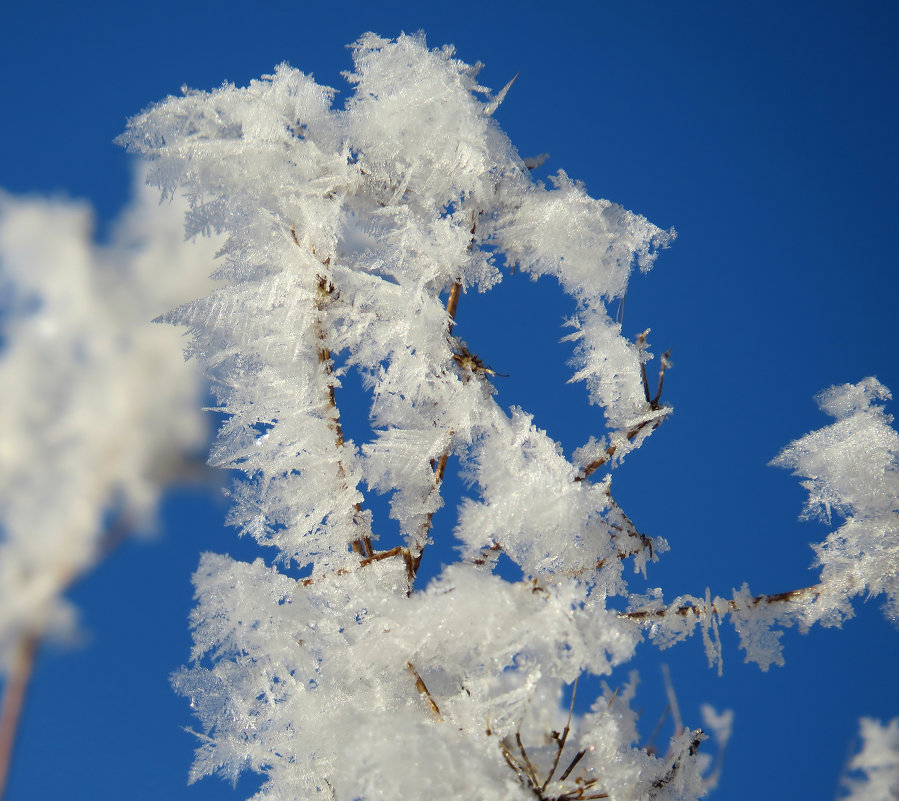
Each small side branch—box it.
[493,682,610,801]
[595,489,656,570]
[576,332,671,482]
[542,677,579,791]
[622,584,822,622]
[637,330,671,411]
[648,730,704,798]
[299,545,417,589]
[407,662,442,720]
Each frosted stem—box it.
[294,229,374,559]
[445,279,462,330]
[623,584,821,621]
[576,414,669,481]
[409,278,464,579]
[407,662,442,720]
[0,633,38,801]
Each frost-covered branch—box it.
[117,32,896,801]
[624,377,898,672]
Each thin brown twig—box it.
[649,730,704,796]
[652,351,671,408]
[636,331,670,410]
[597,489,655,568]
[557,748,588,783]
[0,633,38,800]
[407,662,442,720]
[0,509,136,801]
[542,676,579,791]
[292,226,374,558]
[445,280,462,331]
[515,729,542,790]
[622,584,822,621]
[574,413,669,483]
[297,225,469,585]
[471,502,655,577]
[408,277,465,580]
[576,332,671,483]
[297,543,421,593]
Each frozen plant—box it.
[0,172,220,789]
[119,33,898,800]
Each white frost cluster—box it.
[630,378,898,673]
[0,174,219,670]
[842,718,899,801]
[119,33,896,800]
[772,377,899,622]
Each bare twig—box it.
[491,678,611,801]
[0,633,38,800]
[557,748,588,783]
[407,662,442,720]
[652,350,671,408]
[542,677,579,791]
[595,489,656,569]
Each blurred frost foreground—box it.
[843,718,899,801]
[120,34,898,800]
[0,175,219,671]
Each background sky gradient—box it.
[1,2,898,799]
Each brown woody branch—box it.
[648,730,704,797]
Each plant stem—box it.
[0,633,38,801]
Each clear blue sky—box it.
[2,1,898,799]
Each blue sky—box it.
[2,1,898,799]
